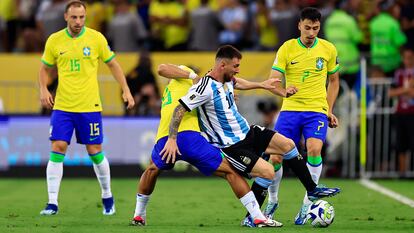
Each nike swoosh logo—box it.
[314,132,323,135]
[59,51,67,55]
[89,137,98,141]
[291,61,299,65]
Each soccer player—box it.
[263,7,341,225]
[161,45,340,227]
[38,0,134,216]
[131,64,282,227]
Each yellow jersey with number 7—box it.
[41,27,115,112]
[272,38,340,115]
[155,65,200,141]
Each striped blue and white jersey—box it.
[179,76,250,148]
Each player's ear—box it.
[298,21,301,31]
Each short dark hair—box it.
[65,0,86,13]
[215,45,242,60]
[300,7,321,22]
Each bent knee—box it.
[259,164,275,180]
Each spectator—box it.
[148,0,168,51]
[125,51,160,116]
[189,0,221,51]
[162,0,189,51]
[255,0,278,51]
[107,0,147,52]
[18,0,41,52]
[325,0,363,89]
[400,0,414,49]
[84,0,106,33]
[270,0,299,47]
[218,0,247,48]
[388,46,414,176]
[369,0,407,77]
[0,0,19,52]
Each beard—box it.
[223,73,233,82]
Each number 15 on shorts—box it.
[89,123,100,136]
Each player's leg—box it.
[182,131,280,228]
[220,130,275,227]
[132,137,173,226]
[294,112,336,225]
[40,110,74,216]
[85,144,115,215]
[264,162,283,219]
[213,159,282,227]
[265,129,340,197]
[76,112,114,215]
[132,160,162,226]
[262,111,302,220]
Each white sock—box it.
[134,193,150,219]
[93,157,112,198]
[46,161,63,205]
[240,191,265,220]
[303,162,323,204]
[268,166,283,204]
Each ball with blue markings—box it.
[306,200,335,227]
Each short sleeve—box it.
[328,45,340,75]
[179,77,212,112]
[41,36,55,67]
[272,44,287,74]
[98,33,115,63]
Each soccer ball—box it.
[306,200,335,227]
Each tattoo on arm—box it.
[169,105,187,139]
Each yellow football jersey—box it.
[272,38,339,114]
[41,27,115,112]
[155,66,200,141]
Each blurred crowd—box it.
[0,0,411,55]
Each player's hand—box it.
[285,86,298,97]
[123,91,135,109]
[160,138,181,164]
[261,78,281,90]
[40,89,54,109]
[328,113,339,128]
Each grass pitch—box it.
[0,178,413,233]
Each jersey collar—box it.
[297,37,318,49]
[65,27,86,39]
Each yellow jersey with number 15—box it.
[155,65,200,142]
[272,38,340,115]
[41,27,115,113]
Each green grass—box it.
[0,178,413,233]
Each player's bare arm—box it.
[106,59,135,109]
[38,63,55,109]
[326,72,340,128]
[233,77,281,90]
[267,69,298,97]
[157,64,200,84]
[160,104,187,163]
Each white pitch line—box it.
[359,179,414,208]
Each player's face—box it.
[222,58,240,82]
[298,19,320,46]
[64,6,86,35]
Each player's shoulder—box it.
[280,39,298,49]
[46,28,67,42]
[317,38,337,50]
[196,75,215,91]
[85,27,105,38]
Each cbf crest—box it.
[316,57,324,70]
[83,46,91,56]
